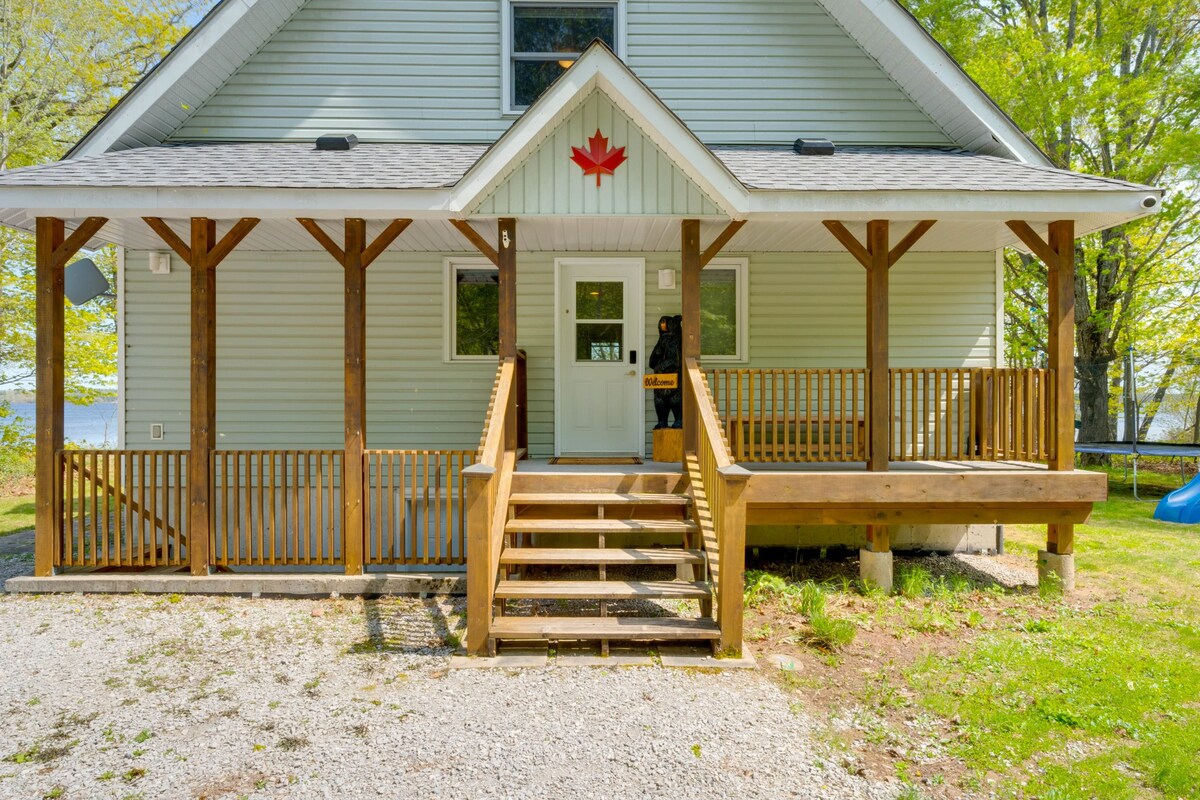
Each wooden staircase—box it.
[485,481,720,651]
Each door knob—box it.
[627,370,636,377]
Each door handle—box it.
[627,370,636,377]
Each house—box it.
[0,0,1159,657]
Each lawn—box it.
[745,467,1200,799]
[0,495,34,537]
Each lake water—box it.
[9,402,118,447]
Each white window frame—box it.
[700,258,749,363]
[501,0,627,116]
[444,257,501,363]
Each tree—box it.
[0,0,201,404]
[904,0,1200,450]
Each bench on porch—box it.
[724,415,866,462]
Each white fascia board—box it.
[747,189,1162,221]
[817,0,1049,166]
[71,0,285,158]
[450,44,751,218]
[5,186,453,219]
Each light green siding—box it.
[123,251,995,457]
[168,0,950,146]
[475,90,721,216]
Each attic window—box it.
[503,1,622,113]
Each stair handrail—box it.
[685,358,749,657]
[465,355,519,656]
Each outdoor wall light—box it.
[658,269,676,290]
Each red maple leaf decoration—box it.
[570,129,628,187]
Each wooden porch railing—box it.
[889,368,1056,462]
[210,450,343,567]
[363,450,476,565]
[704,368,868,462]
[465,355,521,655]
[57,450,189,568]
[687,359,750,656]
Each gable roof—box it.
[69,0,1046,164]
[450,44,747,218]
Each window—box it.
[503,1,622,113]
[445,259,499,361]
[700,259,748,362]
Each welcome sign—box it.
[643,374,679,390]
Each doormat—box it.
[548,456,643,465]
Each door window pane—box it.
[454,267,499,357]
[576,322,623,362]
[575,281,623,320]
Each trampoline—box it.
[1075,441,1200,499]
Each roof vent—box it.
[316,133,359,151]
[794,138,835,156]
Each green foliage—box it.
[0,0,201,399]
[0,400,35,486]
[744,571,857,650]
[904,0,1200,441]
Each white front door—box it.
[555,259,645,457]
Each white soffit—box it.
[450,43,751,218]
[815,0,1050,165]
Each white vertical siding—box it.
[168,0,950,147]
[123,250,994,458]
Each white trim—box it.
[453,42,750,218]
[553,257,646,457]
[444,257,501,362]
[746,189,1161,220]
[116,246,126,449]
[6,187,454,219]
[699,257,749,363]
[994,249,1005,368]
[501,0,626,116]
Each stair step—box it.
[505,518,698,534]
[491,616,721,641]
[500,547,705,566]
[510,492,690,506]
[495,579,710,600]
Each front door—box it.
[555,259,645,457]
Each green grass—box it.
[0,495,34,537]
[906,468,1200,798]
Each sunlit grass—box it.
[0,495,35,537]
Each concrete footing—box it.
[859,548,893,593]
[4,572,465,597]
[1037,550,1075,593]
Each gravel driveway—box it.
[0,585,898,800]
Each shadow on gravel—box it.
[350,596,465,655]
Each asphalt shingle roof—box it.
[0,142,1153,193]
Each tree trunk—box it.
[1075,230,1124,462]
[1137,366,1175,441]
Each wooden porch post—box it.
[865,220,890,473]
[498,218,518,447]
[144,216,259,576]
[343,219,367,575]
[34,217,107,577]
[296,217,412,574]
[823,219,935,592]
[190,218,218,576]
[681,219,701,453]
[1007,219,1077,560]
[34,218,65,578]
[717,464,751,655]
